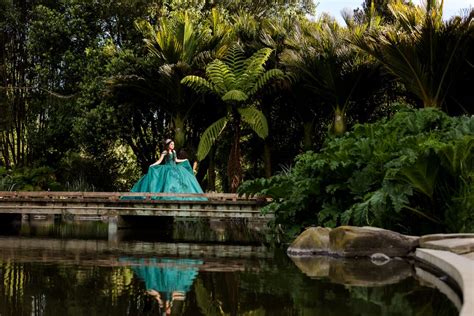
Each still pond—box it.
[0,217,458,315]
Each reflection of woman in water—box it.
[122,257,203,315]
[146,289,185,315]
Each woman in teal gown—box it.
[130,139,205,200]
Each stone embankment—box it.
[287,226,474,316]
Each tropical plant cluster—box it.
[239,108,474,236]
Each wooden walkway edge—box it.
[0,191,272,219]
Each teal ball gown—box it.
[129,151,205,200]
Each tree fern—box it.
[181,44,282,191]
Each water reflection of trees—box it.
[0,261,139,315]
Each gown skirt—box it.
[129,158,205,200]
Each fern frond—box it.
[197,117,228,160]
[222,89,248,102]
[223,44,246,77]
[248,69,284,96]
[206,60,232,95]
[238,48,273,91]
[181,76,214,94]
[238,107,269,139]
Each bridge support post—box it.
[108,215,118,243]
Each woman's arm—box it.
[150,151,167,166]
[174,150,188,163]
[175,157,188,163]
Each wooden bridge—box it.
[0,191,272,240]
[0,191,271,219]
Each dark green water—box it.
[0,218,459,316]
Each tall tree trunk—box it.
[172,113,186,149]
[303,121,313,151]
[227,115,241,193]
[207,147,216,192]
[332,106,346,136]
[263,141,272,178]
[262,101,272,178]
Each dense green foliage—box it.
[239,108,474,236]
[0,0,473,226]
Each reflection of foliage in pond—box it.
[239,108,474,237]
[348,282,458,316]
[18,221,108,239]
[0,262,139,315]
[192,248,455,315]
[172,219,267,244]
[232,250,457,315]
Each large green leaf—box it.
[397,156,439,199]
[197,117,228,161]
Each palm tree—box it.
[282,19,379,139]
[181,45,283,192]
[352,0,474,111]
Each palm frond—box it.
[197,117,228,161]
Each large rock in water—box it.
[288,226,420,257]
[329,226,419,257]
[287,226,331,255]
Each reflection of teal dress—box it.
[122,257,203,300]
[130,151,205,200]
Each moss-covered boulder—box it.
[329,226,419,257]
[287,226,331,256]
